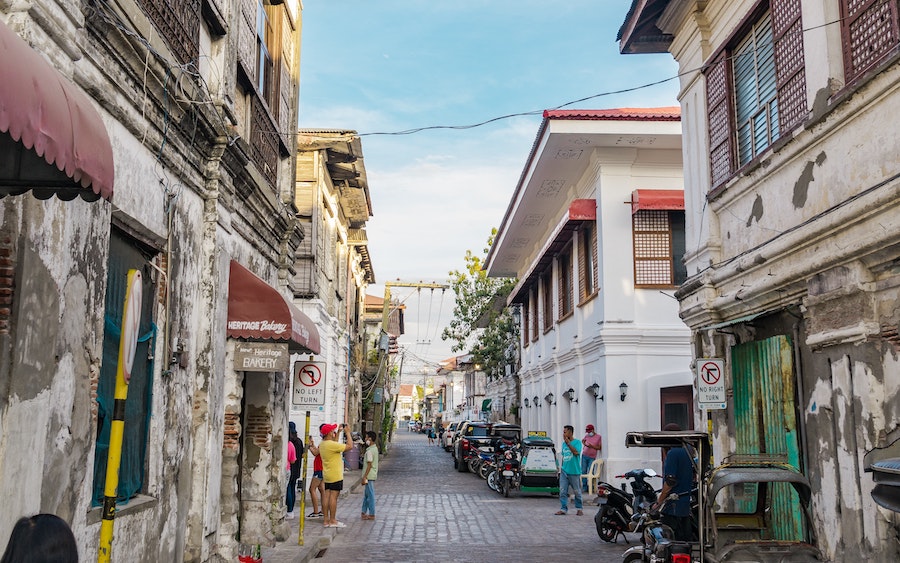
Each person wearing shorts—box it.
[307,432,325,518]
[308,423,353,528]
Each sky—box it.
[297,1,680,369]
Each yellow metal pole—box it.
[298,411,311,545]
[98,269,143,563]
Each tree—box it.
[441,230,518,379]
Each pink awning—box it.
[227,261,321,354]
[0,19,114,201]
[630,189,684,214]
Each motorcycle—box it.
[594,468,659,542]
[622,493,693,563]
[496,445,521,497]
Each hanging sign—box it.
[234,342,290,372]
[697,358,726,410]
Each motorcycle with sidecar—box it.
[622,431,825,563]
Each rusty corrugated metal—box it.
[731,335,804,540]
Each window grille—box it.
[704,0,807,189]
[522,297,530,346]
[633,210,674,287]
[530,287,539,342]
[250,96,278,187]
[840,0,900,83]
[137,0,200,66]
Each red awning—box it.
[227,261,321,354]
[630,189,684,214]
[0,19,114,201]
[509,199,597,304]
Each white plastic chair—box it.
[582,458,604,495]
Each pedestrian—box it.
[655,423,695,541]
[426,424,435,446]
[308,423,353,528]
[306,426,325,519]
[285,421,304,519]
[555,424,584,516]
[360,431,379,521]
[581,424,602,492]
[1,514,78,563]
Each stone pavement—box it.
[256,430,639,562]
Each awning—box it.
[0,19,114,201]
[630,189,684,214]
[509,198,596,304]
[227,261,321,354]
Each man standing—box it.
[360,431,379,520]
[308,423,353,528]
[581,424,602,492]
[555,425,584,516]
[655,423,694,541]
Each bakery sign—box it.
[234,342,290,372]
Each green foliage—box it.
[441,230,518,380]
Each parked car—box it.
[453,421,492,472]
[443,421,460,451]
[407,420,417,432]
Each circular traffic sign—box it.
[297,364,322,387]
[700,361,721,385]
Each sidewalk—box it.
[260,467,364,563]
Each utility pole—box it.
[377,281,448,442]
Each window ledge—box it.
[558,310,574,323]
[87,495,158,525]
[542,325,554,335]
[578,291,599,307]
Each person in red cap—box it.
[308,423,353,528]
[582,424,602,492]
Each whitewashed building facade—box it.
[485,109,692,478]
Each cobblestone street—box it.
[313,430,633,562]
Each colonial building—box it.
[485,108,691,478]
[0,1,310,561]
[620,1,900,560]
[290,131,375,444]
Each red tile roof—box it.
[543,107,681,121]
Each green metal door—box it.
[731,335,804,541]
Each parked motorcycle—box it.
[497,445,521,497]
[622,493,693,563]
[594,468,659,542]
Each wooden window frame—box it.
[633,210,686,288]
[839,0,900,85]
[541,268,553,332]
[705,0,807,191]
[522,296,530,347]
[530,286,539,343]
[557,243,573,318]
[578,223,599,303]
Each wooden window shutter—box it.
[772,0,807,131]
[237,0,257,83]
[840,0,900,83]
[522,298,529,346]
[705,53,735,189]
[277,9,294,151]
[530,287,538,341]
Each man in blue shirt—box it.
[555,425,584,515]
[656,423,694,541]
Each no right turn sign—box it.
[697,358,726,410]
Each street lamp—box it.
[563,388,578,403]
[533,395,540,408]
[524,397,530,408]
[544,392,555,405]
[586,383,603,401]
[619,381,628,402]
